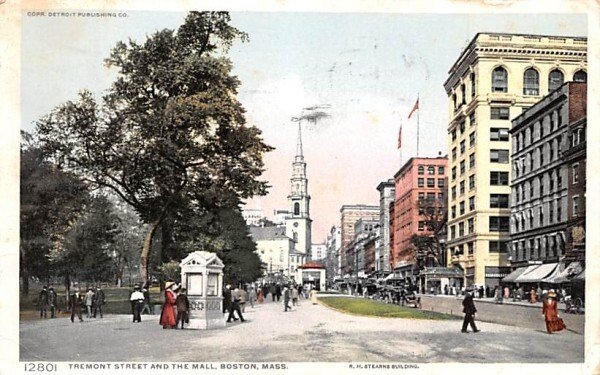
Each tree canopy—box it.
[35,12,272,283]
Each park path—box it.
[20,295,583,362]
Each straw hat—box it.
[547,289,557,298]
[165,281,175,290]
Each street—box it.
[20,295,583,363]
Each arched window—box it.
[573,70,587,82]
[523,68,539,95]
[548,69,564,91]
[492,67,508,93]
[294,202,300,216]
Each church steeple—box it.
[296,122,304,160]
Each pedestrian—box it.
[283,285,291,311]
[93,286,105,318]
[48,286,57,318]
[292,286,299,306]
[223,285,232,314]
[84,287,95,318]
[238,286,248,313]
[529,287,538,303]
[130,284,145,323]
[248,286,257,308]
[38,286,49,319]
[257,287,264,304]
[503,286,510,300]
[175,288,190,329]
[275,284,282,302]
[461,289,480,333]
[485,285,490,298]
[310,288,318,305]
[141,286,153,315]
[227,285,245,323]
[542,289,565,334]
[478,286,484,299]
[269,284,276,302]
[159,281,178,329]
[69,289,84,323]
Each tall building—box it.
[311,243,327,261]
[391,157,448,279]
[351,218,379,277]
[444,32,587,287]
[376,179,395,276]
[285,123,312,256]
[325,225,342,279]
[340,204,379,275]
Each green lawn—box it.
[319,297,457,320]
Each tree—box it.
[20,131,88,295]
[411,194,447,269]
[35,12,273,283]
[52,195,119,285]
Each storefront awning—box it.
[574,270,585,281]
[515,263,558,283]
[502,266,530,283]
[546,262,582,284]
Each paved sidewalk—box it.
[20,296,583,363]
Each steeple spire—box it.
[296,122,303,160]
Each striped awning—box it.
[515,263,558,283]
[502,266,529,283]
[546,262,582,284]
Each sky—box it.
[21,11,587,243]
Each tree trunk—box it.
[140,220,161,286]
[21,272,29,296]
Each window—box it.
[438,166,445,174]
[529,209,534,228]
[452,93,457,111]
[418,165,424,175]
[460,83,466,105]
[530,181,534,198]
[468,218,474,234]
[548,69,564,91]
[489,216,509,232]
[490,149,509,163]
[469,112,476,127]
[489,241,508,253]
[469,132,475,147]
[460,160,465,175]
[437,178,445,188]
[459,222,465,237]
[428,166,435,175]
[573,195,579,216]
[539,176,544,196]
[460,140,466,155]
[450,225,456,239]
[469,196,475,211]
[469,153,475,169]
[572,163,579,184]
[459,201,465,215]
[418,221,425,231]
[451,186,456,200]
[539,146,544,166]
[557,170,562,189]
[490,128,510,141]
[469,175,475,190]
[470,72,476,99]
[467,242,474,255]
[490,172,509,185]
[573,70,587,82]
[492,66,508,93]
[459,181,465,195]
[451,206,456,219]
[523,68,539,95]
[490,194,509,208]
[491,107,510,120]
[294,202,300,215]
[452,130,457,142]
[452,147,457,161]
[417,178,424,188]
[556,198,561,221]
[451,167,457,180]
[459,121,466,134]
[572,128,584,146]
[427,178,435,188]
[549,201,554,224]
[539,207,544,226]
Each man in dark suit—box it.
[461,289,480,333]
[69,289,84,323]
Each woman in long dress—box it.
[542,289,565,334]
[257,288,264,304]
[159,281,177,329]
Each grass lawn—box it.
[319,297,458,320]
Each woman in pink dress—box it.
[257,288,264,304]
[159,281,177,329]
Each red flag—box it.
[397,124,402,149]
[408,98,419,119]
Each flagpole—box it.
[416,93,420,157]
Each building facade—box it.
[391,157,448,279]
[285,123,312,256]
[249,227,295,276]
[350,218,379,277]
[443,32,587,287]
[339,205,379,275]
[311,243,327,262]
[242,208,265,226]
[325,225,342,280]
[376,179,395,276]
